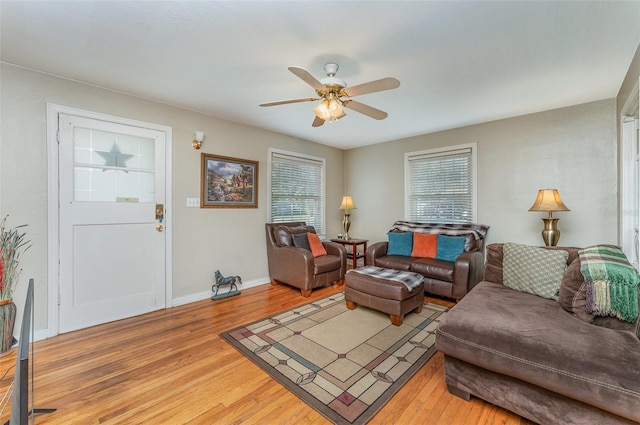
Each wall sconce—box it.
[192,131,204,150]
[528,189,570,246]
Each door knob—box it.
[156,225,164,232]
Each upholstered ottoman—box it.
[344,266,425,326]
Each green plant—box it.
[0,216,31,300]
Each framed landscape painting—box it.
[200,153,259,208]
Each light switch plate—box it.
[186,197,200,207]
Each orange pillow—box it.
[411,233,437,258]
[307,233,327,257]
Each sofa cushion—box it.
[411,233,438,258]
[374,255,413,271]
[275,225,315,247]
[436,281,640,422]
[313,253,341,274]
[593,313,640,339]
[435,235,466,262]
[292,232,311,251]
[411,257,454,282]
[559,258,594,323]
[483,243,505,284]
[503,243,568,301]
[387,232,413,256]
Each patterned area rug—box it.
[220,292,447,424]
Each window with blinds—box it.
[406,144,476,224]
[269,149,326,236]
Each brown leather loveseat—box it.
[366,221,489,300]
[265,222,347,297]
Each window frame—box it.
[268,147,326,238]
[404,142,478,224]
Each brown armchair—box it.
[265,222,347,297]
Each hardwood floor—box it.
[0,283,533,424]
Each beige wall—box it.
[346,99,618,248]
[3,42,637,334]
[0,63,345,332]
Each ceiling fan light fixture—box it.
[313,97,343,122]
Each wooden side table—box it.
[330,238,368,268]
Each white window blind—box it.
[407,146,474,224]
[270,150,325,235]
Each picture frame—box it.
[200,153,259,208]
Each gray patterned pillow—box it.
[503,243,568,301]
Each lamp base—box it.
[541,218,561,247]
[343,213,351,240]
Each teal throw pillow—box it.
[387,232,413,256]
[435,235,466,262]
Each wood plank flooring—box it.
[0,283,534,424]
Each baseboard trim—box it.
[34,277,272,341]
[171,276,271,307]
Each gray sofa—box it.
[436,243,640,424]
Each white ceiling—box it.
[2,1,639,150]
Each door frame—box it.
[46,103,173,339]
[619,78,639,269]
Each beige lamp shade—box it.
[528,189,569,213]
[339,196,357,211]
[529,189,569,246]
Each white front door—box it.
[58,113,167,333]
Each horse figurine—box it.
[211,270,242,299]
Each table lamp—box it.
[528,189,570,246]
[339,196,357,240]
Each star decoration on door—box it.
[96,143,134,171]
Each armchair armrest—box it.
[323,241,347,258]
[451,250,484,299]
[366,241,388,266]
[323,241,348,276]
[269,246,315,284]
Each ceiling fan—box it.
[260,63,400,127]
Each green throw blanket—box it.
[578,245,640,323]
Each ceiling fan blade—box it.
[312,116,325,127]
[342,100,388,120]
[260,97,318,107]
[342,77,400,97]
[289,67,325,92]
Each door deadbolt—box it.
[155,204,164,221]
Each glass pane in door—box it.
[73,127,155,202]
